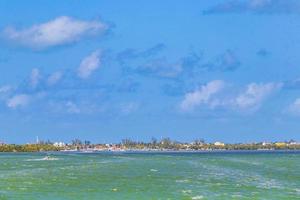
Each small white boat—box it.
[42,156,51,160]
[41,156,58,160]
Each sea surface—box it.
[0,151,299,200]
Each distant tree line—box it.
[0,144,62,152]
[0,138,299,152]
[120,138,300,150]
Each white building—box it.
[53,142,66,147]
[262,142,272,146]
[289,141,300,145]
[214,141,225,146]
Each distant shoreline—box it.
[1,149,300,153]
[1,140,300,152]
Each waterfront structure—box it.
[214,142,225,146]
[53,142,66,147]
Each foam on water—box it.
[191,195,204,199]
[181,189,192,194]
[26,157,60,161]
[176,179,189,183]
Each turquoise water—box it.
[0,151,299,200]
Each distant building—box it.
[289,141,299,145]
[53,142,66,147]
[214,142,225,146]
[262,142,272,146]
[275,142,286,147]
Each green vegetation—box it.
[119,138,300,151]
[0,144,62,152]
[0,138,299,152]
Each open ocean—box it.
[0,151,299,200]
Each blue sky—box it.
[1,0,300,143]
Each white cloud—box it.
[77,51,101,79]
[47,71,63,86]
[0,85,12,93]
[235,82,282,109]
[120,102,139,115]
[0,85,13,101]
[3,16,107,49]
[180,80,225,111]
[47,100,107,115]
[7,94,31,109]
[30,68,41,88]
[65,101,80,114]
[288,98,300,115]
[139,58,182,78]
[179,81,282,113]
[204,0,300,14]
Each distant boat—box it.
[41,155,58,161]
[42,156,51,160]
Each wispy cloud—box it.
[179,81,282,113]
[0,85,13,101]
[117,44,183,78]
[201,50,241,72]
[235,82,282,110]
[0,85,12,93]
[65,101,81,114]
[0,48,143,115]
[3,16,108,49]
[117,43,166,64]
[30,68,41,88]
[77,50,101,79]
[46,98,114,116]
[180,80,225,111]
[141,43,166,57]
[136,57,182,78]
[204,0,300,15]
[180,50,240,75]
[7,94,31,109]
[282,78,300,90]
[287,98,300,115]
[181,51,202,71]
[120,102,139,115]
[120,46,240,81]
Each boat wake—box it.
[26,157,60,161]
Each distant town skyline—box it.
[1,0,300,143]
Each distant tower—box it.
[36,136,39,144]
